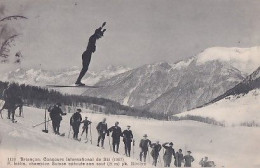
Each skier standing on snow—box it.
[2,83,22,122]
[96,118,108,148]
[107,121,122,153]
[174,149,184,167]
[75,22,107,86]
[150,141,162,166]
[70,109,82,140]
[81,116,92,139]
[139,134,151,162]
[49,103,66,135]
[162,142,175,167]
[183,151,194,167]
[122,125,133,157]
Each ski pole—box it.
[133,139,135,158]
[0,109,3,119]
[21,106,24,118]
[108,135,112,151]
[90,124,92,144]
[148,148,150,163]
[0,101,5,119]
[68,126,72,138]
[158,154,162,167]
[32,119,52,128]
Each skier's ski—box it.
[46,85,103,88]
[58,133,65,137]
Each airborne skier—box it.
[75,22,107,86]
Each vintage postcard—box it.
[0,0,259,168]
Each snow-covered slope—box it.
[176,89,260,126]
[0,106,260,168]
[0,108,145,168]
[208,66,260,105]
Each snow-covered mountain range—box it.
[0,65,130,86]
[82,47,260,114]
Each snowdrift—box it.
[176,89,260,126]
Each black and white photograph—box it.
[0,0,260,167]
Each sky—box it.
[1,0,260,71]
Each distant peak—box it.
[196,46,260,74]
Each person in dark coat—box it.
[96,118,108,148]
[2,83,22,122]
[150,141,162,166]
[108,121,122,153]
[162,142,175,167]
[49,103,66,135]
[122,125,133,157]
[139,134,151,162]
[81,116,92,139]
[70,109,82,140]
[184,151,194,167]
[75,22,106,86]
[174,149,184,167]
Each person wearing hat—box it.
[174,149,184,167]
[162,142,176,167]
[70,109,82,140]
[139,134,151,162]
[108,121,122,153]
[49,103,67,135]
[81,116,92,140]
[150,140,162,166]
[122,125,133,157]
[184,151,194,167]
[75,22,107,86]
[96,118,108,148]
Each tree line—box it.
[0,81,169,120]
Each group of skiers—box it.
[48,104,196,167]
[139,135,194,167]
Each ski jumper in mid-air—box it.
[75,22,106,86]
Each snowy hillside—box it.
[176,89,260,126]
[209,66,260,105]
[0,106,260,168]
